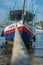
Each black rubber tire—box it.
[33,35,36,42]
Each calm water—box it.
[0,27,5,46]
[30,32,43,65]
[34,32,43,56]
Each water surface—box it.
[30,32,43,65]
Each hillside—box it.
[35,21,43,28]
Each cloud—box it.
[32,4,43,22]
[0,0,24,24]
[0,9,6,12]
[0,9,8,24]
[1,0,24,10]
[0,0,43,24]
[4,1,14,6]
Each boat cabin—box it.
[9,10,34,22]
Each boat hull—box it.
[4,26,34,44]
[1,20,35,45]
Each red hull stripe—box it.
[18,26,23,30]
[4,28,16,34]
[18,26,33,36]
[4,26,23,35]
[24,27,33,36]
[4,26,33,36]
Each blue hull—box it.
[5,30,33,43]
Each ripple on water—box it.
[29,32,43,65]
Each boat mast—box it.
[22,0,26,24]
[23,0,26,14]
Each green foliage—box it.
[35,21,43,25]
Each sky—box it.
[0,0,43,24]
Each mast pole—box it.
[22,0,26,24]
[23,0,26,14]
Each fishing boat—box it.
[1,0,35,48]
